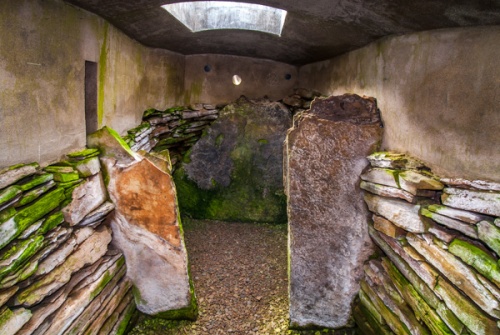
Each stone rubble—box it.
[356,151,500,335]
[0,148,135,335]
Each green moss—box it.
[0,186,22,206]
[0,207,16,223]
[258,139,269,145]
[18,173,54,192]
[98,22,109,126]
[67,148,100,159]
[215,133,224,147]
[449,238,500,284]
[0,235,45,280]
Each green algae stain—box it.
[97,22,109,127]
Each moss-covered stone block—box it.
[0,187,65,249]
[173,97,291,223]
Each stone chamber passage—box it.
[1,1,500,333]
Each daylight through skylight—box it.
[161,1,287,36]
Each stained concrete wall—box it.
[299,26,500,183]
[0,0,184,168]
[184,54,298,105]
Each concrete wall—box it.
[184,54,298,105]
[299,27,500,182]
[0,0,184,168]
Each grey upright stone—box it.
[285,94,382,328]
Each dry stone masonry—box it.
[285,94,383,328]
[356,151,500,335]
[123,103,222,167]
[0,149,135,334]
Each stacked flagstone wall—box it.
[123,103,221,167]
[0,149,135,334]
[355,152,500,335]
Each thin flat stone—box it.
[17,219,44,240]
[39,266,126,335]
[18,174,54,192]
[100,291,135,335]
[16,180,56,207]
[367,152,426,170]
[381,258,454,335]
[0,307,32,334]
[442,188,500,217]
[0,286,18,307]
[421,208,478,239]
[78,201,115,227]
[364,193,427,233]
[78,278,132,335]
[435,277,500,335]
[0,186,22,207]
[399,170,444,193]
[67,148,100,160]
[360,280,411,334]
[407,233,500,319]
[62,173,107,226]
[0,235,45,280]
[364,260,431,335]
[477,220,500,256]
[63,269,130,335]
[14,226,111,306]
[0,187,65,249]
[0,163,39,190]
[441,178,500,192]
[16,257,106,335]
[372,214,407,238]
[361,181,415,203]
[0,194,22,212]
[449,238,500,284]
[427,204,490,224]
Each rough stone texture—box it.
[360,180,415,203]
[14,226,111,307]
[62,172,107,225]
[0,163,39,190]
[442,188,500,217]
[98,132,195,317]
[109,212,193,316]
[285,94,382,328]
[364,193,428,233]
[174,96,292,223]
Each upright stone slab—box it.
[285,94,382,328]
[174,96,292,223]
[89,127,195,318]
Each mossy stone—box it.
[0,235,45,281]
[174,97,291,223]
[67,148,100,159]
[18,173,54,192]
[0,187,65,249]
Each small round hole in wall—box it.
[232,75,242,86]
[285,73,292,80]
[204,65,211,72]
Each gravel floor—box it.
[128,219,356,335]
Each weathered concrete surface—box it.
[299,27,500,183]
[285,94,382,328]
[0,0,185,168]
[95,130,195,318]
[174,96,291,223]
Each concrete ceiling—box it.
[65,0,500,65]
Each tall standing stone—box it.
[89,127,196,318]
[285,94,383,328]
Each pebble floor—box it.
[128,219,356,335]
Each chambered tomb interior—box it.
[1,0,499,334]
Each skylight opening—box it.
[162,1,288,36]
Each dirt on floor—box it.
[128,219,357,335]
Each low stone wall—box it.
[356,152,500,335]
[0,149,135,334]
[123,103,221,167]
